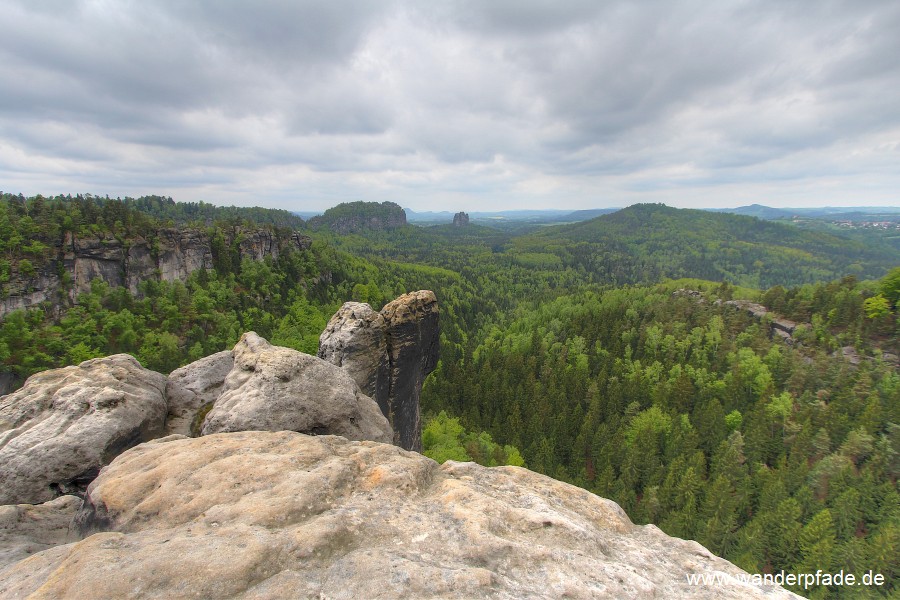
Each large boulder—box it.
[163,351,234,437]
[0,355,167,505]
[319,291,439,451]
[200,332,392,444]
[0,432,796,598]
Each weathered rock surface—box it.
[0,355,168,505]
[0,495,80,569]
[382,291,439,452]
[200,332,392,444]
[318,302,390,414]
[0,227,312,319]
[319,291,439,451]
[164,351,234,437]
[452,211,470,226]
[0,372,15,397]
[0,432,796,599]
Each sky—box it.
[1,0,899,212]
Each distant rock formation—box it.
[200,332,392,444]
[319,290,439,451]
[0,227,312,319]
[0,431,798,599]
[308,201,407,234]
[723,300,801,342]
[452,211,470,226]
[0,355,168,505]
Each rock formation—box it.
[0,495,80,569]
[319,290,439,451]
[452,211,470,226]
[381,291,439,451]
[200,332,393,444]
[0,355,168,505]
[316,302,389,407]
[0,227,312,319]
[163,350,234,437]
[0,432,797,599]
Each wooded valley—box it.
[1,193,897,598]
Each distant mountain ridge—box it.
[708,204,900,220]
[404,207,620,226]
[522,203,900,287]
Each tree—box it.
[863,294,891,319]
[880,266,900,308]
[794,509,836,578]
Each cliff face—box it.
[0,228,311,318]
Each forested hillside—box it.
[520,204,899,288]
[1,195,897,597]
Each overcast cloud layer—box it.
[1,0,898,211]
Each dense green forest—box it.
[1,194,898,597]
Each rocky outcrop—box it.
[319,291,439,451]
[0,495,80,569]
[317,302,389,406]
[0,228,312,319]
[452,211,470,226]
[0,355,168,505]
[0,431,797,599]
[381,291,439,451]
[722,300,803,345]
[200,332,393,444]
[163,351,234,437]
[0,372,15,397]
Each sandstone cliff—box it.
[319,291,439,451]
[0,228,311,319]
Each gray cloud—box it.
[0,0,898,210]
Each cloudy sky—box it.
[1,0,898,212]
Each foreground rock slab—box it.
[0,496,80,569]
[1,432,796,599]
[0,355,168,505]
[201,332,392,444]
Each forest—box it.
[1,193,898,598]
